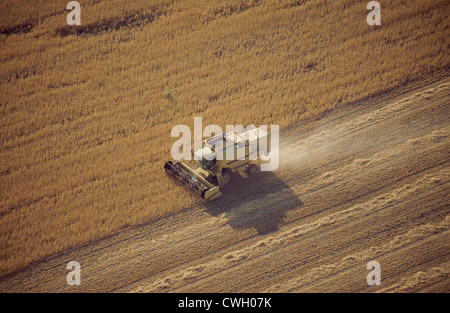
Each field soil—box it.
[1,76,448,292]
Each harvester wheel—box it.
[247,164,259,175]
[222,168,231,184]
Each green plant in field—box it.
[160,106,166,112]
[164,86,175,99]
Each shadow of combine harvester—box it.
[204,171,302,235]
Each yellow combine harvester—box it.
[164,127,270,200]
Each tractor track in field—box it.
[0,76,449,292]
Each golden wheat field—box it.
[0,0,449,291]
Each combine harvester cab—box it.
[164,127,270,201]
